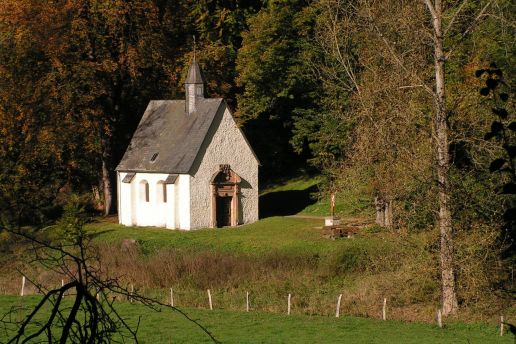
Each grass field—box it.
[86,216,385,256]
[0,295,511,344]
[258,175,372,217]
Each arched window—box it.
[157,181,167,203]
[140,180,149,202]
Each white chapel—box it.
[116,58,259,230]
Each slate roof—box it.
[116,98,225,174]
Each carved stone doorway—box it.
[210,165,241,228]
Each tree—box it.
[421,0,460,316]
[311,0,436,230]
[1,198,218,343]
[236,1,333,178]
[312,0,513,315]
[0,0,177,221]
[421,0,514,316]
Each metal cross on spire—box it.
[193,35,196,61]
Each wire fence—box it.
[4,269,514,336]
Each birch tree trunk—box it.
[424,0,458,316]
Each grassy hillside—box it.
[87,216,379,255]
[62,215,510,324]
[258,175,372,217]
[0,176,513,328]
[0,296,511,344]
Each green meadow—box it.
[0,296,511,344]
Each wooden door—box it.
[216,196,232,227]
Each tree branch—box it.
[443,0,469,37]
[445,1,493,60]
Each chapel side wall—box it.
[119,172,133,226]
[165,184,176,229]
[177,174,191,230]
[190,107,259,229]
[120,172,175,229]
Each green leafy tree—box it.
[236,1,332,177]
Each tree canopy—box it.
[0,1,513,289]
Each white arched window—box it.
[139,180,149,202]
[157,181,167,203]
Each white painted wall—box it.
[119,172,132,225]
[165,184,176,229]
[189,105,259,229]
[177,174,191,230]
[118,172,191,229]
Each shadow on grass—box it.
[87,229,115,240]
[259,185,319,218]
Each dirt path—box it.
[286,214,325,219]
[288,214,373,226]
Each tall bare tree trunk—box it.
[424,0,458,316]
[100,130,116,216]
[101,158,115,216]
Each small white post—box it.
[437,309,442,328]
[287,293,291,315]
[500,315,504,336]
[246,291,249,312]
[61,279,64,287]
[336,294,342,318]
[382,298,387,320]
[129,284,134,303]
[208,289,213,310]
[170,288,174,307]
[20,276,26,297]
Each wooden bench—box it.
[322,226,360,240]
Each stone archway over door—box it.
[210,164,241,228]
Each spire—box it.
[185,36,205,115]
[185,58,205,85]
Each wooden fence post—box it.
[170,288,174,307]
[382,298,387,320]
[500,315,504,336]
[246,291,249,312]
[336,294,342,318]
[208,289,213,310]
[287,294,291,315]
[437,309,442,328]
[20,276,26,297]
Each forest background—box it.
[0,0,514,319]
